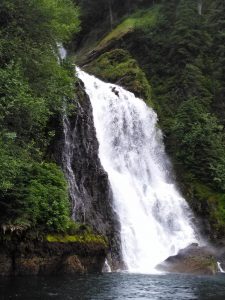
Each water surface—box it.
[1,273,225,300]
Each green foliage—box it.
[0,137,71,232]
[0,136,32,223]
[187,180,225,239]
[172,99,225,190]
[25,163,71,232]
[0,147,21,192]
[0,0,80,63]
[0,0,80,233]
[0,63,48,143]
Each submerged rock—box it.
[156,244,218,275]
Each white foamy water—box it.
[217,262,225,273]
[58,43,67,60]
[77,68,198,273]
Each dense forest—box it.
[0,0,225,244]
[0,0,79,234]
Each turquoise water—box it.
[1,273,225,299]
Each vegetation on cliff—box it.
[0,0,79,234]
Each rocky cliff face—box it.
[51,79,122,269]
[69,80,122,268]
[0,237,106,276]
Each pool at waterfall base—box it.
[1,272,225,299]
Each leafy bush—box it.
[25,163,71,232]
[0,135,71,232]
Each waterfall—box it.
[217,262,225,273]
[77,68,198,273]
[58,45,82,219]
[62,113,80,219]
[103,259,112,273]
[57,43,67,60]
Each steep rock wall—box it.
[0,237,106,276]
[51,80,122,269]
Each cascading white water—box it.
[77,68,198,273]
[57,43,67,60]
[217,262,225,273]
[103,259,112,273]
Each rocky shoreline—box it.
[0,234,107,276]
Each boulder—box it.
[156,244,218,275]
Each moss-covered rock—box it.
[46,232,107,247]
[84,49,152,106]
[0,228,107,276]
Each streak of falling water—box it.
[62,113,80,219]
[77,68,198,273]
[58,45,80,219]
[217,262,225,273]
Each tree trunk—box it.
[108,0,113,30]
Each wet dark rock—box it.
[156,244,218,275]
[214,246,225,271]
[50,79,122,270]
[111,86,119,97]
[0,239,106,276]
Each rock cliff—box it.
[51,79,122,270]
[0,233,107,276]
